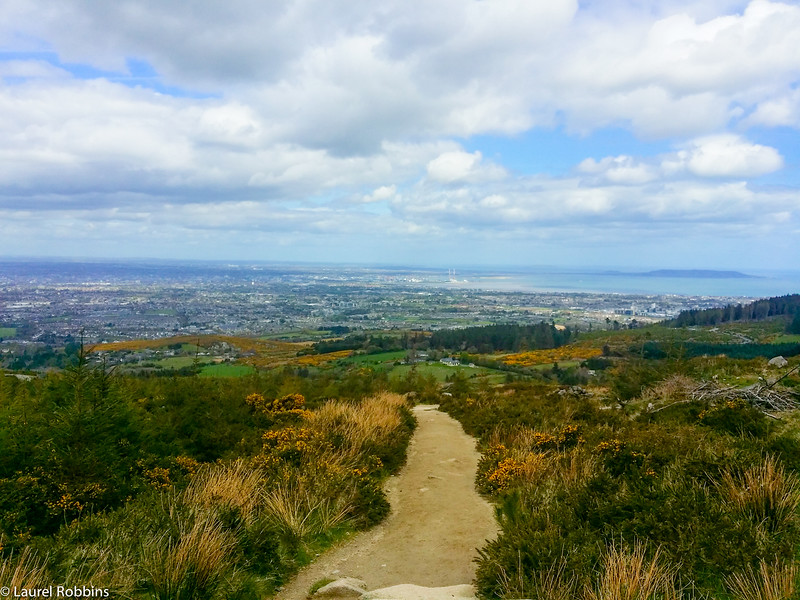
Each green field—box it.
[526,360,581,371]
[389,362,508,384]
[341,350,408,365]
[260,330,328,342]
[770,334,800,344]
[153,356,214,369]
[0,327,16,338]
[199,363,256,377]
[178,343,203,353]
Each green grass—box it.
[309,578,336,596]
[199,363,256,377]
[389,362,507,384]
[154,356,214,369]
[0,327,16,338]
[341,350,408,365]
[526,360,580,371]
[178,343,203,353]
[770,334,800,344]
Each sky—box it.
[1,0,799,270]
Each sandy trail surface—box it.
[275,404,498,599]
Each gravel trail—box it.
[275,404,497,599]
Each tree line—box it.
[667,293,800,327]
[428,322,574,353]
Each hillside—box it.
[3,316,800,599]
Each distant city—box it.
[1,259,785,347]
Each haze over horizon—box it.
[1,0,799,270]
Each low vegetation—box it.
[4,310,800,598]
[0,353,415,598]
[438,322,800,599]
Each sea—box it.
[442,268,800,299]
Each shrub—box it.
[698,399,770,437]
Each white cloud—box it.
[361,185,397,203]
[0,59,70,80]
[4,0,797,147]
[577,155,658,184]
[552,0,800,136]
[745,88,800,128]
[683,134,784,177]
[578,135,784,183]
[426,151,506,183]
[426,151,482,183]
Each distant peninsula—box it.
[603,269,759,279]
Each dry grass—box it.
[252,392,410,541]
[585,543,681,600]
[0,547,48,591]
[183,459,265,522]
[498,555,578,600]
[639,375,697,406]
[718,456,800,526]
[142,515,233,599]
[55,544,140,596]
[725,560,798,600]
[310,392,407,458]
[555,448,600,487]
[261,482,352,540]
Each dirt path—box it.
[276,404,498,599]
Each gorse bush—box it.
[698,398,771,438]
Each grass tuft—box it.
[585,542,680,600]
[498,555,577,600]
[141,515,233,600]
[725,560,798,600]
[310,392,407,456]
[718,455,800,527]
[183,459,265,522]
[0,547,48,591]
[261,481,352,542]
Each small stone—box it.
[769,356,789,368]
[314,577,368,598]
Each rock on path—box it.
[275,404,498,599]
